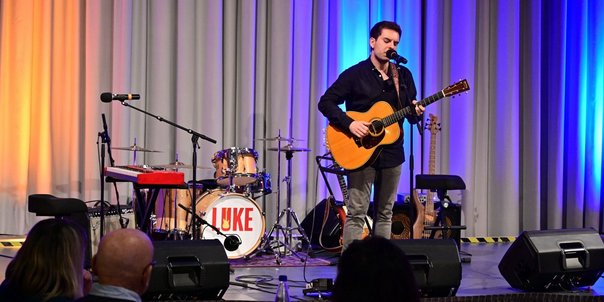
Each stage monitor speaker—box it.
[392,239,461,297]
[498,228,604,291]
[143,239,230,300]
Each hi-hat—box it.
[112,145,160,152]
[255,136,303,142]
[155,161,212,170]
[267,145,311,152]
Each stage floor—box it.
[1,237,603,301]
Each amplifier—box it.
[89,206,136,256]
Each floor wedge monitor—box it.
[498,228,604,291]
[391,239,461,297]
[144,239,230,300]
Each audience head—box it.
[92,228,154,295]
[332,237,419,302]
[4,218,88,301]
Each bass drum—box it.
[193,190,265,259]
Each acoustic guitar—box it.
[325,79,469,170]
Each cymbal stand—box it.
[258,150,310,263]
[246,131,298,263]
[281,148,311,253]
[247,131,282,262]
[166,154,187,240]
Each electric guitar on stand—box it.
[325,80,469,170]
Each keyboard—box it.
[104,166,185,185]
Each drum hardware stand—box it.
[164,155,189,241]
[246,131,285,263]
[281,149,312,253]
[249,131,311,263]
[110,98,216,239]
[246,132,283,263]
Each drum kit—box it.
[112,133,311,260]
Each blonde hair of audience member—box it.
[4,218,87,301]
[92,228,154,295]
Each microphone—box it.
[100,92,141,103]
[386,49,408,64]
[223,235,242,251]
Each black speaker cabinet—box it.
[498,228,604,291]
[144,239,230,299]
[392,239,461,297]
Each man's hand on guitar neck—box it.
[412,100,425,116]
[349,120,371,138]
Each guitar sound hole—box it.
[369,120,384,136]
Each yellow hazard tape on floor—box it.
[0,238,25,247]
[461,236,516,243]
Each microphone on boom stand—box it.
[178,204,242,251]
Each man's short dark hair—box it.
[370,21,402,39]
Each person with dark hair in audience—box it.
[0,218,91,302]
[332,237,419,302]
[77,228,154,302]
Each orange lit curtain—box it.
[0,0,84,234]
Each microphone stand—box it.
[98,137,107,238]
[115,100,216,240]
[100,114,129,230]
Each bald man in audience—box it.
[77,229,154,302]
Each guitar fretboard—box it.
[382,91,445,127]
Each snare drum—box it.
[192,189,265,259]
[212,147,258,186]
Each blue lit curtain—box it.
[0,0,602,237]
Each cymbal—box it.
[255,136,303,142]
[267,145,311,152]
[112,145,160,152]
[155,161,212,170]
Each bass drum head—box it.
[196,190,265,259]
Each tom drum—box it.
[212,147,258,187]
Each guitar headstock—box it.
[426,113,441,135]
[442,79,470,97]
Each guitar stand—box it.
[315,155,373,250]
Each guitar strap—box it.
[390,62,405,110]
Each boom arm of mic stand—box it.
[118,101,217,144]
[118,100,216,239]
